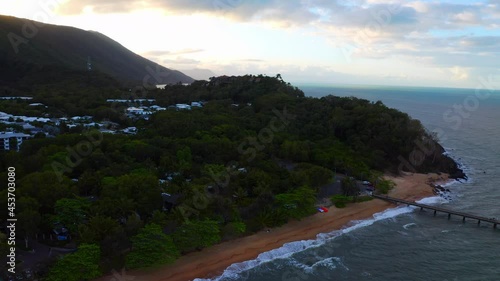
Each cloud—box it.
[59,0,141,14]
[141,48,204,57]
[162,56,200,65]
[57,0,500,86]
[59,0,323,26]
[454,11,482,24]
[58,0,487,27]
[205,62,454,87]
[141,50,172,57]
[238,58,265,62]
[170,48,205,55]
[449,66,469,80]
[57,0,497,38]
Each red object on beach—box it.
[321,207,329,212]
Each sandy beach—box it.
[96,172,448,281]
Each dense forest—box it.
[0,74,464,280]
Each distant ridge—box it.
[180,68,217,81]
[0,15,194,87]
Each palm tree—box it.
[341,177,359,198]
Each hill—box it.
[180,68,218,80]
[0,15,194,88]
[0,75,465,279]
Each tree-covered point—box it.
[0,75,463,279]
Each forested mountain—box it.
[0,75,464,279]
[0,15,194,90]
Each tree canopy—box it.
[126,224,179,269]
[45,244,101,281]
[0,74,464,279]
[172,220,221,253]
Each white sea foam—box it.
[441,180,460,188]
[289,256,341,274]
[403,222,417,229]
[193,239,321,281]
[194,205,417,281]
[194,192,463,281]
[416,196,449,205]
[442,147,472,184]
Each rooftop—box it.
[0,132,31,138]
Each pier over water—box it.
[373,194,499,229]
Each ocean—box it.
[197,84,500,281]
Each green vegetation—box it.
[275,186,317,220]
[45,244,101,281]
[331,195,350,208]
[0,75,463,279]
[54,198,91,233]
[341,177,359,196]
[172,220,221,253]
[126,224,179,269]
[0,15,193,91]
[357,196,374,203]
[376,179,396,194]
[0,232,9,257]
[331,194,373,208]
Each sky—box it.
[2,0,500,88]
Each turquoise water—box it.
[198,85,500,281]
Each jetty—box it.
[373,194,499,229]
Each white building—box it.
[126,107,144,114]
[29,103,46,107]
[71,116,90,121]
[123,127,137,134]
[0,97,33,100]
[0,132,32,151]
[150,105,166,111]
[176,104,191,110]
[83,122,102,128]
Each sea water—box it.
[197,84,500,281]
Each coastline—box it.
[95,172,448,281]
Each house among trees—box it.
[150,105,167,111]
[0,132,32,151]
[175,104,191,110]
[208,75,237,86]
[161,193,182,212]
[122,127,137,134]
[0,96,33,100]
[29,102,46,107]
[52,224,70,241]
[190,102,203,108]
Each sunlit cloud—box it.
[449,66,470,80]
[3,0,500,87]
[162,56,201,65]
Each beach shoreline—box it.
[95,172,448,281]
